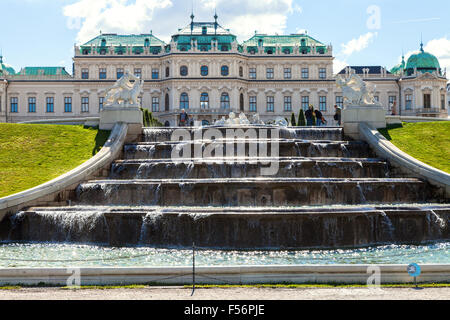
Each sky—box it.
[1,0,449,75]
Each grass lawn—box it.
[378,122,450,174]
[0,124,110,198]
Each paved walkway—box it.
[0,287,449,300]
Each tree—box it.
[290,113,297,126]
[298,109,306,126]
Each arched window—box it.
[180,66,188,76]
[201,65,209,76]
[144,38,150,47]
[240,93,244,111]
[239,66,243,77]
[283,48,291,54]
[165,93,170,111]
[200,93,209,109]
[180,93,189,109]
[165,67,170,78]
[164,121,171,127]
[221,65,229,76]
[101,39,106,46]
[267,49,273,55]
[220,93,230,109]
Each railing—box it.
[415,108,442,115]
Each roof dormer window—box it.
[202,26,207,35]
[101,39,106,46]
[144,38,150,47]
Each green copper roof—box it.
[82,33,166,47]
[17,67,70,76]
[243,34,328,54]
[405,44,441,75]
[390,56,406,75]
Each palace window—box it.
[28,97,36,113]
[319,68,327,79]
[301,68,309,79]
[389,96,397,111]
[180,66,188,77]
[424,94,431,108]
[221,65,229,76]
[249,68,256,79]
[144,38,150,47]
[200,93,209,109]
[239,66,244,78]
[301,96,309,111]
[134,68,142,79]
[336,96,344,109]
[266,68,274,79]
[116,68,124,79]
[319,96,327,111]
[220,93,230,109]
[283,48,291,54]
[81,97,89,113]
[180,93,189,109]
[201,66,209,77]
[99,97,104,111]
[441,94,446,110]
[152,97,160,112]
[284,68,291,79]
[10,97,18,113]
[46,97,54,113]
[240,94,244,111]
[374,96,379,103]
[81,68,89,79]
[266,96,274,112]
[165,67,170,78]
[151,68,159,79]
[202,26,207,35]
[405,94,412,110]
[64,97,72,113]
[99,68,107,79]
[165,94,170,111]
[221,45,228,52]
[249,96,257,112]
[284,96,292,112]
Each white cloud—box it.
[63,0,173,43]
[64,0,294,44]
[341,32,378,56]
[333,58,348,75]
[424,37,450,73]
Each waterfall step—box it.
[142,127,344,142]
[124,140,372,159]
[75,178,430,207]
[3,205,448,249]
[111,158,389,179]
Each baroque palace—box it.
[0,14,448,126]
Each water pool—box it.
[0,242,448,268]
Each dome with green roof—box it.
[0,56,16,76]
[390,55,406,75]
[405,43,441,76]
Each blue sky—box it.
[1,0,449,75]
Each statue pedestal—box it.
[100,106,143,138]
[342,105,386,140]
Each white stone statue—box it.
[104,71,144,108]
[274,117,288,127]
[251,113,265,125]
[336,73,381,108]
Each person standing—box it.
[314,110,324,127]
[305,105,314,126]
[334,105,342,126]
[179,109,189,127]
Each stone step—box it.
[124,140,372,159]
[111,158,389,179]
[3,205,448,249]
[142,127,344,142]
[75,178,430,207]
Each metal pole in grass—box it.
[191,242,196,296]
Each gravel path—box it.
[0,287,449,300]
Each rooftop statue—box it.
[105,71,144,108]
[336,73,381,108]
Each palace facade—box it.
[0,15,448,126]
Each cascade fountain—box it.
[0,113,449,250]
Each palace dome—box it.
[405,44,441,75]
[0,56,16,76]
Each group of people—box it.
[304,105,342,127]
[179,105,342,127]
